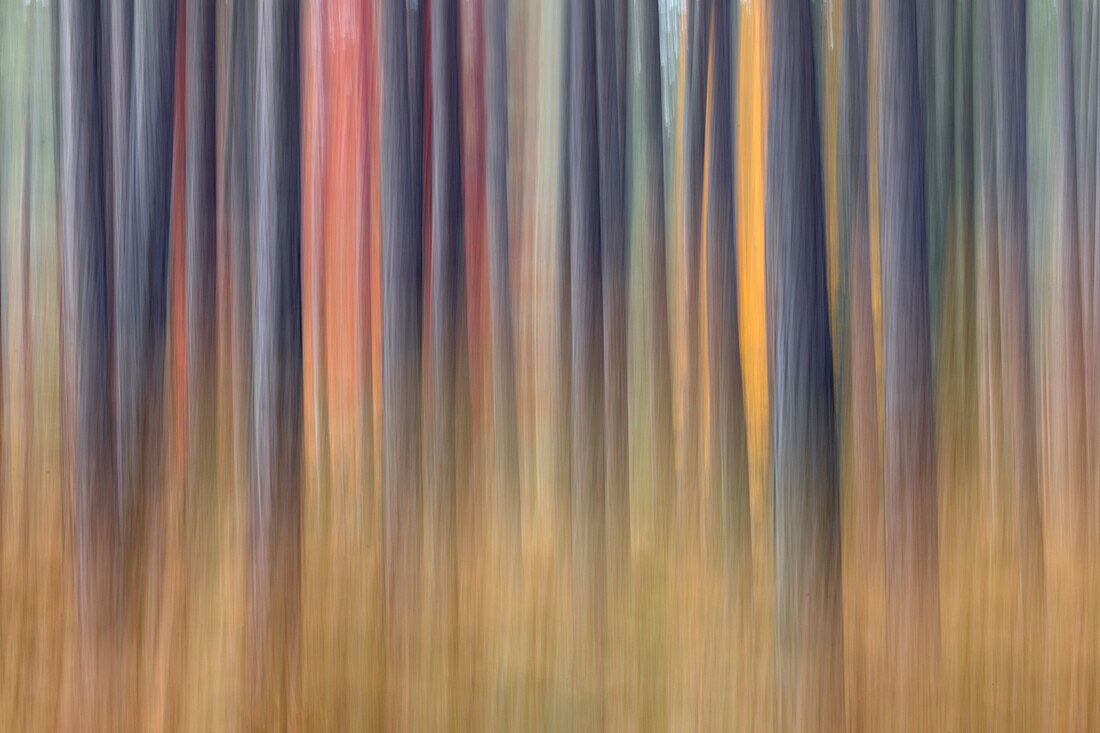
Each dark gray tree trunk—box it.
[116,0,177,545]
[105,0,131,271]
[250,0,302,725]
[705,0,750,586]
[878,0,941,726]
[427,0,462,721]
[484,0,521,550]
[59,0,118,652]
[595,0,629,585]
[767,1,844,728]
[569,0,606,721]
[381,0,424,726]
[187,0,217,497]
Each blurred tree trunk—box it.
[1055,0,1089,567]
[838,0,884,727]
[595,0,629,585]
[680,0,710,531]
[106,0,131,268]
[407,0,425,260]
[927,0,955,354]
[989,0,1044,622]
[1052,0,1090,725]
[57,0,118,718]
[556,0,573,559]
[250,0,302,726]
[766,1,844,729]
[225,0,255,519]
[878,0,942,727]
[116,0,177,556]
[186,0,217,498]
[705,0,750,585]
[1093,4,1100,561]
[484,0,521,551]
[427,0,462,722]
[1081,2,1099,341]
[381,0,424,727]
[569,0,607,722]
[636,0,674,544]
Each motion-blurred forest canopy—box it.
[1,0,1099,730]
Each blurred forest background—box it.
[1,0,1099,730]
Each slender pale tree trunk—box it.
[767,1,845,729]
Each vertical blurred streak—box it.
[358,1,381,725]
[595,0,629,589]
[117,0,177,559]
[20,12,37,576]
[557,0,574,561]
[105,0,132,285]
[926,0,955,358]
[250,0,302,726]
[766,0,845,729]
[380,0,423,727]
[227,0,255,537]
[989,0,1044,625]
[360,0,379,564]
[57,0,117,712]
[484,0,521,557]
[459,0,488,514]
[1082,2,1099,345]
[878,0,942,726]
[16,29,39,726]
[306,0,330,520]
[1091,2,1100,560]
[705,0,750,588]
[407,0,426,271]
[1052,0,1091,725]
[1094,4,1100,565]
[838,0,885,727]
[680,0,710,531]
[186,0,217,502]
[1055,0,1089,570]
[427,0,462,724]
[939,0,978,725]
[569,0,607,721]
[637,0,675,546]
